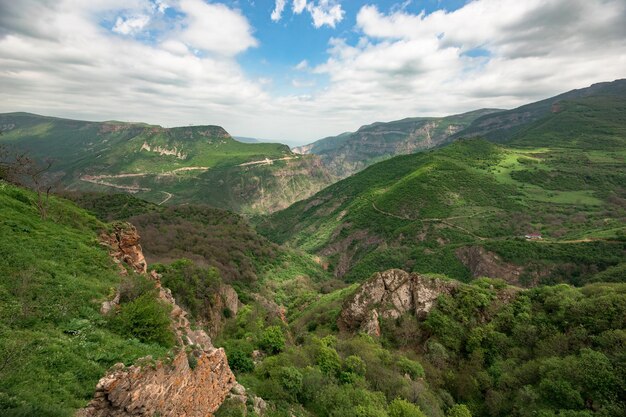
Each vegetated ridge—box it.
[0,113,334,214]
[259,82,626,287]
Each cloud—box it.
[294,59,309,70]
[112,15,151,35]
[271,0,286,22]
[178,0,257,56]
[307,0,344,28]
[271,0,344,28]
[293,0,307,14]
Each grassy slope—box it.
[258,96,626,285]
[0,182,168,416]
[0,113,332,213]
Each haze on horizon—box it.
[0,0,625,145]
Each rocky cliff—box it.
[79,225,237,417]
[338,269,459,336]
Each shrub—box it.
[110,293,174,347]
[388,398,427,417]
[397,357,425,379]
[259,325,285,354]
[344,355,367,376]
[447,404,472,417]
[316,345,341,377]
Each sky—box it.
[0,0,625,145]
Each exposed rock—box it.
[455,246,525,285]
[100,223,147,274]
[100,292,120,315]
[77,348,235,417]
[82,229,237,417]
[338,269,459,335]
[219,284,240,316]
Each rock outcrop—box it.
[82,228,237,417]
[338,269,459,336]
[78,348,235,417]
[100,223,147,274]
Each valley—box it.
[1,79,625,417]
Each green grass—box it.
[0,182,168,416]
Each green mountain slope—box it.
[0,182,169,415]
[0,113,333,213]
[453,78,626,143]
[259,95,626,285]
[293,109,501,178]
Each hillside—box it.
[452,79,626,143]
[259,95,626,285]
[0,182,174,414]
[294,109,499,178]
[0,113,333,214]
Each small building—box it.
[525,232,543,240]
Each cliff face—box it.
[80,226,237,417]
[78,348,235,417]
[338,269,459,336]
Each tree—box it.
[0,145,56,219]
[259,325,285,354]
[388,398,427,417]
[447,404,472,417]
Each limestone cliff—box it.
[80,226,237,417]
[338,269,459,336]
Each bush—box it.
[228,349,255,373]
[259,325,285,354]
[388,398,427,417]
[110,293,174,347]
[397,357,424,379]
[316,345,341,377]
[344,355,367,376]
[447,404,472,417]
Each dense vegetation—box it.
[209,275,626,417]
[259,95,626,287]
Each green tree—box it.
[388,398,427,417]
[259,325,285,354]
[447,404,472,417]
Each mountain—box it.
[0,113,333,214]
[259,92,626,285]
[453,78,626,143]
[293,109,500,178]
[293,79,626,179]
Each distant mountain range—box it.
[294,79,626,178]
[293,108,501,178]
[0,113,333,213]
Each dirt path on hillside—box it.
[238,156,297,167]
[158,191,173,205]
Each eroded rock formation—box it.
[100,223,147,274]
[82,228,237,417]
[338,269,459,336]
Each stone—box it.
[338,269,459,334]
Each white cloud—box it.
[307,0,344,28]
[271,0,286,22]
[293,0,307,14]
[271,0,344,28]
[112,14,151,35]
[292,78,316,88]
[178,0,257,56]
[154,0,169,14]
[295,59,309,70]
